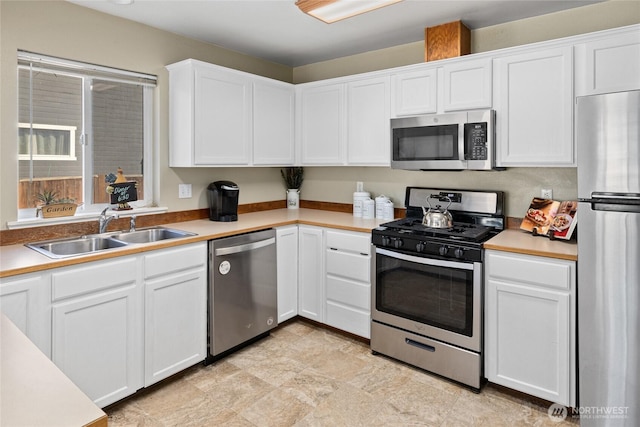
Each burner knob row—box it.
[437,245,465,259]
[381,236,404,249]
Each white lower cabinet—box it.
[297,225,325,322]
[293,226,372,338]
[143,243,207,387]
[48,242,207,408]
[51,257,142,408]
[485,250,576,407]
[0,271,51,357]
[325,229,371,338]
[276,226,299,323]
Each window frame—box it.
[16,51,158,222]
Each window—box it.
[18,123,77,161]
[17,51,156,215]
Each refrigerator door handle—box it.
[583,193,640,213]
[590,192,640,202]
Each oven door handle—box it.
[375,247,474,270]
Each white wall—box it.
[1,1,638,229]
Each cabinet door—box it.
[297,83,346,165]
[51,257,142,408]
[391,67,437,117]
[52,282,141,408]
[276,226,298,323]
[486,278,571,405]
[494,46,574,166]
[145,269,206,386]
[253,79,295,165]
[0,272,51,357]
[443,58,492,111]
[485,250,576,407]
[347,76,390,165]
[575,30,640,96]
[194,66,251,165]
[298,226,324,321]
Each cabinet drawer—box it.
[326,276,370,311]
[326,250,370,283]
[52,258,138,301]
[326,302,370,338]
[325,230,370,255]
[486,251,574,291]
[144,243,207,280]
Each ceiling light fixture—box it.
[295,0,403,24]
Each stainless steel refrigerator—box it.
[577,90,640,426]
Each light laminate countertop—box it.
[484,229,578,261]
[1,208,386,278]
[0,314,107,427]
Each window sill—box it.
[7,206,168,230]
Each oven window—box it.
[376,253,473,336]
[393,124,459,161]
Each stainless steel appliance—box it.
[371,187,504,390]
[391,110,497,171]
[577,90,640,426]
[207,229,277,361]
[207,180,239,222]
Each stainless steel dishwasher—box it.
[207,229,277,361]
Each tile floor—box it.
[106,319,580,426]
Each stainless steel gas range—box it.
[371,187,504,391]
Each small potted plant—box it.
[36,189,78,218]
[280,167,303,209]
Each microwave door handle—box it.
[459,123,467,162]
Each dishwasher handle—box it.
[214,237,275,256]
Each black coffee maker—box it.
[207,181,239,222]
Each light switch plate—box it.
[178,184,192,199]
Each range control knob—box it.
[392,238,404,249]
[381,236,391,247]
[416,242,426,253]
[438,246,449,256]
[454,248,465,259]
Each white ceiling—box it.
[68,0,603,67]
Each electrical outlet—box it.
[178,184,192,199]
[541,188,553,199]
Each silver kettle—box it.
[422,195,454,228]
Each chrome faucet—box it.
[130,215,136,232]
[99,207,119,234]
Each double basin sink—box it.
[26,227,197,259]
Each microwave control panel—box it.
[464,122,488,160]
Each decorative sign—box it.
[109,182,138,205]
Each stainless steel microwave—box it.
[391,110,496,171]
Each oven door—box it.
[371,247,482,352]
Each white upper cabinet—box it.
[575,28,640,96]
[167,59,294,167]
[193,65,251,165]
[493,46,574,167]
[297,74,390,166]
[296,82,346,165]
[443,58,492,111]
[253,79,295,165]
[347,76,390,165]
[391,66,437,117]
[391,58,492,117]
